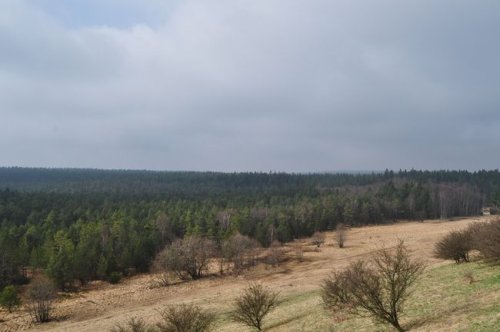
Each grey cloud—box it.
[1,0,500,171]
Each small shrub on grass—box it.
[157,304,216,332]
[149,273,171,289]
[321,270,352,310]
[111,317,155,332]
[230,283,279,332]
[463,270,475,284]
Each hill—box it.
[2,216,498,331]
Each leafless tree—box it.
[154,236,215,280]
[336,223,347,248]
[321,241,424,332]
[230,283,279,332]
[266,240,285,267]
[221,233,261,274]
[27,276,57,323]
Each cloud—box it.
[0,0,499,171]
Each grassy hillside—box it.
[2,217,498,332]
[218,261,500,332]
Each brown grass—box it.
[0,216,495,332]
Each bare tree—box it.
[266,240,284,267]
[321,241,424,332]
[27,276,57,323]
[154,236,215,280]
[221,233,261,274]
[157,304,216,332]
[311,232,326,248]
[336,223,347,248]
[230,283,279,332]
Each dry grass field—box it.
[1,216,499,332]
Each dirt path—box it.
[1,216,491,332]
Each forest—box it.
[1,167,499,291]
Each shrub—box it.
[472,219,500,264]
[311,232,326,248]
[157,303,216,332]
[221,233,261,274]
[27,276,57,323]
[336,223,347,248]
[149,273,171,289]
[108,272,122,284]
[294,247,304,262]
[110,317,155,332]
[266,240,285,267]
[321,241,424,332]
[154,236,215,280]
[230,283,279,332]
[434,229,473,263]
[463,270,475,284]
[321,270,352,310]
[0,285,21,312]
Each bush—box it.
[27,276,57,323]
[108,272,122,284]
[221,233,261,274]
[321,270,351,310]
[230,283,279,332]
[154,236,215,280]
[434,229,473,263]
[265,240,285,267]
[321,241,424,332]
[157,303,216,332]
[336,223,347,248]
[0,285,21,312]
[149,273,171,289]
[111,317,155,332]
[473,219,500,264]
[311,232,326,248]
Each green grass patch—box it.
[215,262,499,331]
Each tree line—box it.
[0,169,497,290]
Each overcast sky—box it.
[1,0,499,172]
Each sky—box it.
[1,0,499,172]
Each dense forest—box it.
[1,167,499,290]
